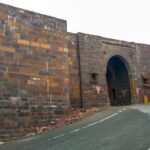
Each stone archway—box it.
[106,55,131,106]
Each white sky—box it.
[0,0,150,44]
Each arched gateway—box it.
[106,55,131,106]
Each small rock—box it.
[80,108,86,112]
[50,120,57,125]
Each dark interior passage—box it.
[106,56,131,106]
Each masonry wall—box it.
[77,33,141,107]
[134,44,150,103]
[67,33,81,107]
[0,3,70,139]
[77,33,108,107]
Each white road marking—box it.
[83,122,98,128]
[21,112,120,149]
[82,113,118,129]
[97,113,118,123]
[70,128,81,133]
[82,126,88,129]
[118,110,122,113]
[53,134,65,139]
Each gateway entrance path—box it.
[0,105,150,150]
[106,55,131,106]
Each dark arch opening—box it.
[106,56,131,106]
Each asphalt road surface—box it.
[0,105,150,150]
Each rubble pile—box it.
[34,107,101,134]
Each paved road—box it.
[0,105,150,150]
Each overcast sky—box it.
[0,0,150,44]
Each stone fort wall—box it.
[0,3,149,140]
